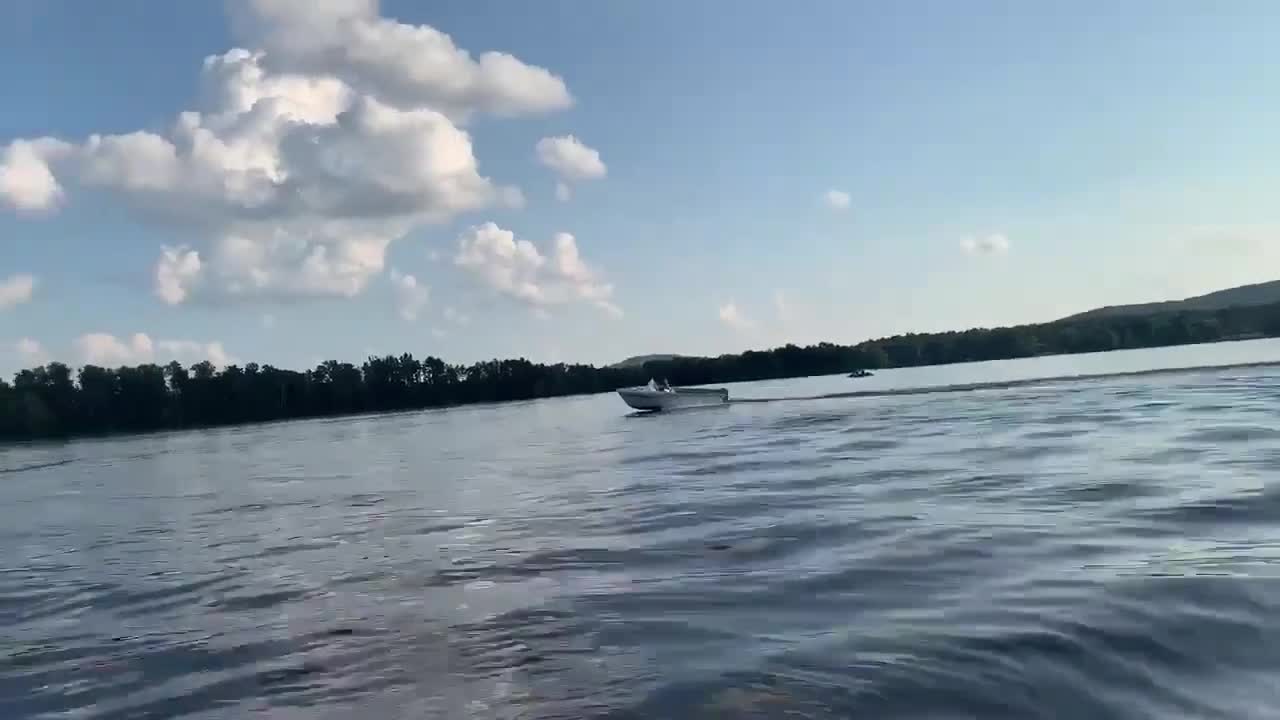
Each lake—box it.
[5,338,1280,719]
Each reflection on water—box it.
[4,339,1280,718]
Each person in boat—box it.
[647,378,673,392]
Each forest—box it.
[4,300,1280,440]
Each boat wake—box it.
[623,404,732,419]
[616,360,1280,415]
[730,359,1280,406]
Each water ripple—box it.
[4,358,1280,718]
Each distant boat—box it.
[617,379,729,411]
[848,369,874,378]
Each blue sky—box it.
[2,1,1279,374]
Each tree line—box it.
[4,300,1280,440]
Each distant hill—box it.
[1061,280,1280,322]
[609,353,689,369]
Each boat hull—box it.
[617,386,729,411]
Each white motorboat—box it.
[617,379,729,411]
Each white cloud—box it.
[77,333,155,366]
[536,135,606,181]
[456,223,544,304]
[598,300,625,319]
[76,332,236,367]
[0,2,568,306]
[155,246,202,305]
[822,189,851,211]
[16,338,45,366]
[261,313,276,328]
[0,274,36,310]
[156,340,236,367]
[217,220,400,300]
[537,136,605,202]
[228,0,572,120]
[718,301,754,331]
[0,139,72,213]
[961,233,1010,255]
[389,268,429,320]
[455,222,621,317]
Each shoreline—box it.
[6,348,1280,448]
[732,358,1280,405]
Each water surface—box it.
[5,340,1280,718]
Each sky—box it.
[3,0,1280,375]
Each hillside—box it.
[1061,280,1280,322]
[609,354,690,369]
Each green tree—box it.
[6,300,1280,441]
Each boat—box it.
[617,378,729,411]
[848,369,874,378]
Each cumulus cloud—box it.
[389,268,428,320]
[0,2,572,306]
[77,333,155,366]
[211,220,399,301]
[16,338,45,366]
[0,274,36,310]
[228,0,572,120]
[0,139,72,213]
[536,135,605,201]
[537,135,606,181]
[76,332,235,367]
[718,301,754,331]
[155,246,202,305]
[822,189,851,211]
[961,233,1010,255]
[455,222,621,317]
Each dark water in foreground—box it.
[6,342,1280,718]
